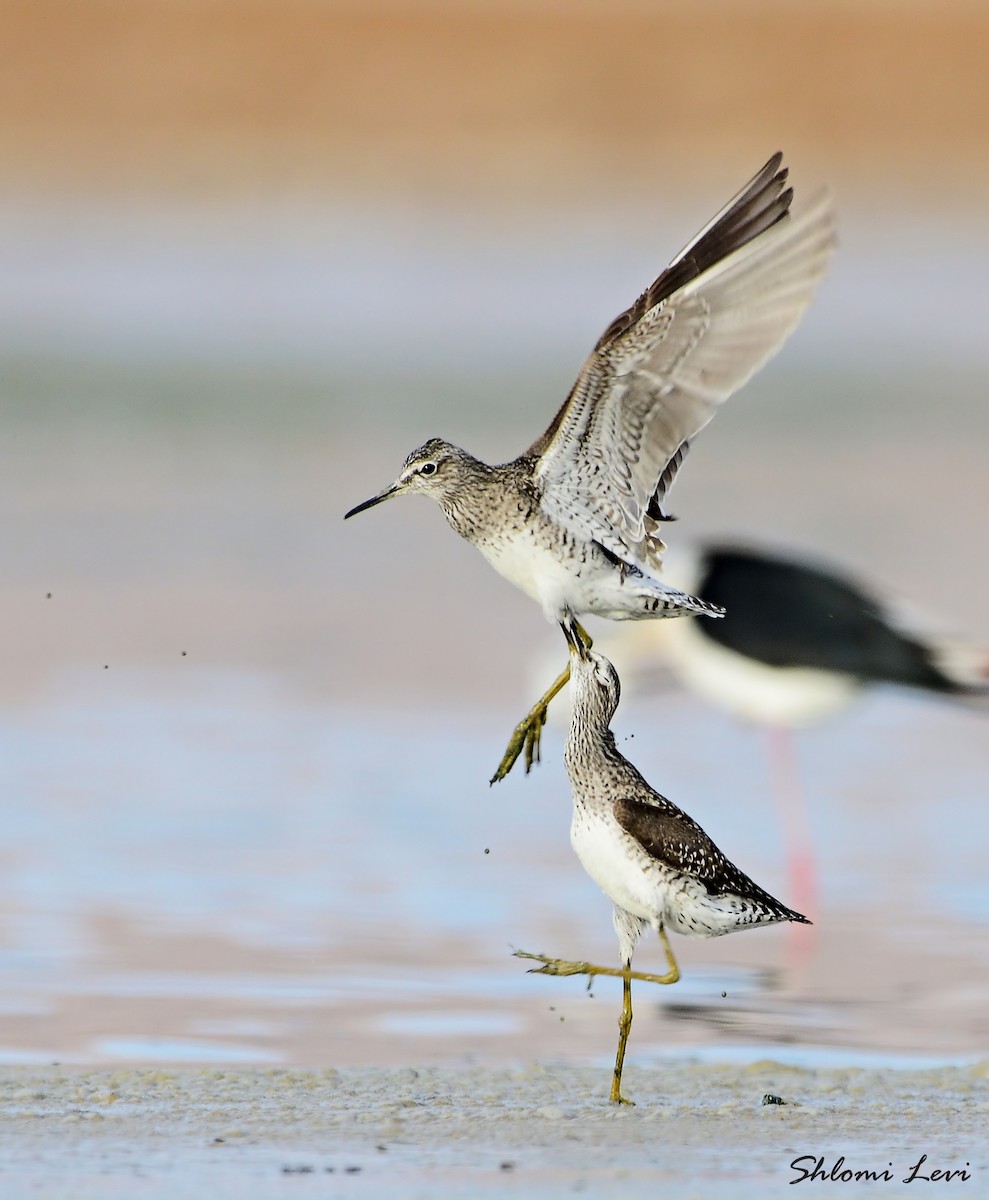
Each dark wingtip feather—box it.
[525,152,803,461]
[592,153,795,356]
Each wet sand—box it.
[2,1062,985,1198]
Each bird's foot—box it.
[489,704,548,784]
[513,950,679,987]
[610,1091,636,1107]
[490,656,574,785]
[513,950,598,980]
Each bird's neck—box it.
[438,456,510,542]
[565,710,629,785]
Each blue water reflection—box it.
[0,665,985,1066]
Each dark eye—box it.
[420,462,437,476]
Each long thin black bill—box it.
[343,486,399,520]
[561,619,588,659]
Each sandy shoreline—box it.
[2,1062,985,1197]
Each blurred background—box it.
[1,1,986,1068]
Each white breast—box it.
[477,532,578,621]
[569,801,659,923]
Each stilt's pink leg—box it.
[764,725,816,960]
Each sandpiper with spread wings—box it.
[345,153,836,782]
[515,624,809,1105]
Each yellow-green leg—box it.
[612,968,634,1105]
[514,937,680,988]
[489,663,570,783]
[516,928,681,1107]
[489,620,593,785]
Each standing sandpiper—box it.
[516,623,809,1105]
[344,153,836,782]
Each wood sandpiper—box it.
[515,622,810,1105]
[344,152,836,782]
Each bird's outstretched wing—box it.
[529,153,836,573]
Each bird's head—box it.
[563,623,622,724]
[343,438,464,518]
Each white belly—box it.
[570,802,659,923]
[477,533,579,621]
[477,528,695,625]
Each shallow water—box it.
[1,661,986,1069]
